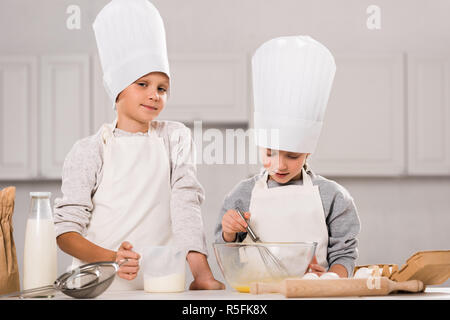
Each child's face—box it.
[262,148,309,184]
[116,72,169,125]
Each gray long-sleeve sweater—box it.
[53,120,208,256]
[214,169,361,277]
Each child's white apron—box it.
[72,120,172,290]
[243,169,329,268]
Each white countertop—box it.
[12,287,449,300]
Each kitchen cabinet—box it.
[0,52,248,180]
[407,53,450,175]
[40,55,91,179]
[1,51,449,180]
[0,54,91,180]
[158,54,248,123]
[307,53,405,176]
[93,54,249,126]
[0,56,38,179]
[309,52,450,177]
[92,54,115,132]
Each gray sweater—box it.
[214,169,361,277]
[53,120,208,256]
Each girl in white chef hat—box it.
[54,0,224,290]
[215,36,361,278]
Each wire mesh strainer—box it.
[1,259,127,299]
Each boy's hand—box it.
[186,251,226,290]
[221,209,251,242]
[307,255,326,276]
[189,276,225,290]
[116,241,141,281]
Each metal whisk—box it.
[235,203,289,279]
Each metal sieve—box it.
[1,259,128,299]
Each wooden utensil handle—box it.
[391,279,424,293]
[250,281,283,295]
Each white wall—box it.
[1,0,449,289]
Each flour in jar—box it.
[144,272,185,292]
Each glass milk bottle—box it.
[23,192,57,291]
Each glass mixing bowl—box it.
[213,242,317,293]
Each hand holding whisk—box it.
[234,200,289,278]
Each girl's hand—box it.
[221,209,251,242]
[116,241,141,280]
[307,255,326,276]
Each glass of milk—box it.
[143,246,186,293]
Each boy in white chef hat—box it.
[54,0,224,290]
[215,36,361,278]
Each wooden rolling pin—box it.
[250,277,425,297]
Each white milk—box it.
[144,273,185,293]
[23,218,58,290]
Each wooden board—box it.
[390,251,450,284]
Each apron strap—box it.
[302,168,313,187]
[101,119,116,145]
[147,121,158,137]
[258,170,270,189]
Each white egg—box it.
[302,272,319,280]
[319,272,340,279]
[353,267,372,279]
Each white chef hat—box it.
[93,0,170,109]
[252,36,336,153]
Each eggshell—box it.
[302,272,319,280]
[319,272,340,279]
[353,267,371,279]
